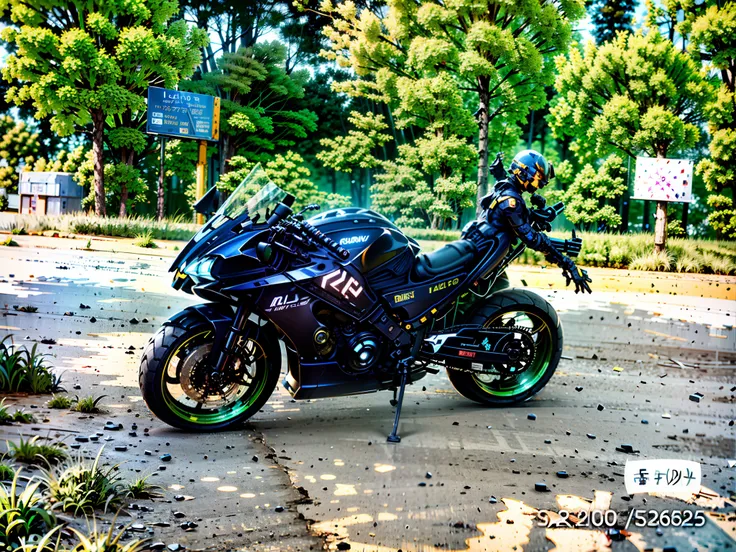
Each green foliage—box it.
[629,249,673,271]
[7,436,68,466]
[0,336,60,394]
[0,116,40,194]
[2,236,19,247]
[0,463,14,481]
[77,157,148,214]
[32,146,88,174]
[1,0,208,216]
[11,227,27,235]
[317,111,392,174]
[0,469,57,550]
[47,395,73,409]
[312,0,585,205]
[3,213,198,241]
[683,1,736,239]
[185,41,317,166]
[549,29,712,161]
[71,395,106,414]
[546,155,628,230]
[218,152,350,210]
[132,231,158,249]
[125,474,163,499]
[44,449,124,515]
[66,525,148,552]
[667,218,686,237]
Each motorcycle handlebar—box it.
[298,220,351,260]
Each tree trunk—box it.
[92,109,106,217]
[654,151,668,252]
[476,77,491,215]
[119,149,134,218]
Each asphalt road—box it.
[1,233,734,552]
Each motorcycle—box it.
[139,163,583,442]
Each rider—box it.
[482,149,592,294]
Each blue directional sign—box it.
[146,87,220,141]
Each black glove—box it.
[562,261,592,294]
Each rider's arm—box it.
[498,196,572,269]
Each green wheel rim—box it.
[473,310,554,397]
[161,331,269,425]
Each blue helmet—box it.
[509,150,554,192]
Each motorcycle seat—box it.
[413,239,477,281]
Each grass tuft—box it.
[0,335,62,394]
[71,395,106,414]
[629,249,673,272]
[132,230,157,248]
[7,436,68,466]
[125,474,163,499]
[47,394,73,409]
[0,463,15,481]
[0,469,57,549]
[43,448,124,515]
[1,236,19,247]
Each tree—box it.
[683,2,736,239]
[0,116,40,194]
[32,146,88,174]
[184,42,318,174]
[548,30,712,248]
[1,0,208,216]
[77,156,148,214]
[590,0,637,44]
[546,154,628,230]
[307,0,585,208]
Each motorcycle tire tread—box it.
[139,310,281,431]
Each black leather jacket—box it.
[480,179,573,270]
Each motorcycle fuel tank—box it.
[309,208,419,273]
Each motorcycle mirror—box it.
[193,186,221,216]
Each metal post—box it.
[156,136,166,221]
[196,140,207,225]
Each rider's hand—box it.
[562,263,592,294]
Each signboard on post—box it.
[632,156,693,252]
[146,87,220,141]
[146,86,220,222]
[632,157,693,203]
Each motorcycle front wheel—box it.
[446,289,562,405]
[139,308,281,431]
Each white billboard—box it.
[632,157,693,203]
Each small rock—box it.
[79,304,91,309]
[150,543,166,551]
[641,419,649,424]
[425,472,432,479]
[489,496,498,504]
[75,436,89,443]
[252,455,259,462]
[129,318,140,324]
[534,482,549,492]
[336,543,351,551]
[179,521,198,531]
[160,453,172,462]
[167,545,185,552]
[527,413,537,421]
[90,317,97,323]
[586,433,596,439]
[105,421,122,431]
[173,511,186,518]
[689,393,704,403]
[275,505,285,512]
[130,523,146,532]
[616,444,638,454]
[597,404,605,411]
[114,445,127,452]
[556,471,569,479]
[575,386,583,392]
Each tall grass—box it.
[2,213,198,241]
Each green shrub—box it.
[2,236,19,246]
[132,231,157,248]
[47,395,73,409]
[71,395,106,414]
[125,474,163,499]
[44,449,124,515]
[11,227,27,235]
[7,436,68,466]
[0,470,57,549]
[0,463,15,481]
[0,336,61,394]
[67,524,148,552]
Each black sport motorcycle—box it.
[139,164,582,442]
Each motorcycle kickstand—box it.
[387,363,408,444]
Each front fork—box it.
[209,304,251,383]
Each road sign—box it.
[146,87,220,142]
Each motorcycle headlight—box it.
[183,258,216,280]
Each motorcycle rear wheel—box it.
[446,289,562,405]
[139,310,280,431]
